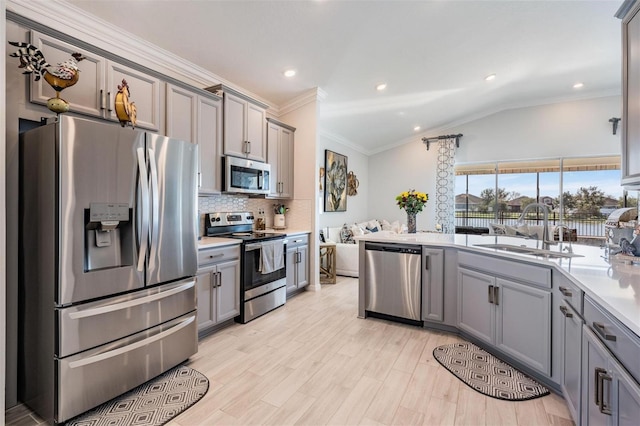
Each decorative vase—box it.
[407,213,417,234]
[274,214,286,229]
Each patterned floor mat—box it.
[433,342,550,401]
[65,365,209,426]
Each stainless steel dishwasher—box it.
[364,242,422,325]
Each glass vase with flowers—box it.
[395,190,429,233]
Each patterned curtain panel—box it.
[436,139,456,233]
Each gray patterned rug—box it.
[433,342,549,401]
[65,365,209,426]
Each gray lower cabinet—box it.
[196,246,240,333]
[286,234,309,295]
[560,301,583,424]
[582,326,640,425]
[457,266,551,376]
[422,248,444,322]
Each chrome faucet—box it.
[517,202,553,249]
[555,224,574,253]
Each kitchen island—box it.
[357,232,640,336]
[357,232,640,424]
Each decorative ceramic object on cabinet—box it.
[205,84,268,162]
[196,245,240,335]
[166,84,223,194]
[457,251,552,376]
[267,118,295,198]
[619,1,640,188]
[285,234,309,296]
[29,31,161,131]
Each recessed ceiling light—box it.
[414,126,421,131]
[284,69,296,78]
[376,83,387,91]
[485,74,496,81]
[573,82,584,89]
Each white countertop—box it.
[198,237,242,249]
[198,229,311,249]
[358,232,640,337]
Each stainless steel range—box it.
[205,212,287,323]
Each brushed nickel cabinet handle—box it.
[595,367,612,415]
[593,322,617,342]
[559,286,573,297]
[107,91,112,112]
[425,255,430,270]
[100,89,105,110]
[560,305,573,318]
[493,286,499,306]
[488,285,494,304]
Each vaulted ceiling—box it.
[67,0,622,154]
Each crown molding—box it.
[278,88,324,116]
[318,128,371,155]
[6,0,277,110]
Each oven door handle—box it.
[245,243,263,251]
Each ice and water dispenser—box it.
[85,202,133,271]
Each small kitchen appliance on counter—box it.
[604,208,638,257]
[205,212,287,323]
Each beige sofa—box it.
[323,220,405,278]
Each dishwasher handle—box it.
[365,242,421,255]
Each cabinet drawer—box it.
[458,251,551,288]
[557,280,583,314]
[198,246,240,268]
[285,234,309,247]
[584,295,640,384]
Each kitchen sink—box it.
[473,243,538,253]
[473,243,584,259]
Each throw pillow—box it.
[366,226,379,232]
[381,219,392,231]
[341,223,355,244]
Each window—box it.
[455,156,634,245]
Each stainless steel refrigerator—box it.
[19,115,199,424]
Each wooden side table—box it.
[319,242,337,284]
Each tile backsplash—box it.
[198,194,312,236]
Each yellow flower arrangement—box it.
[395,189,429,215]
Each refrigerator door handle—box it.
[148,149,160,263]
[136,147,150,271]
[68,281,195,319]
[67,315,195,369]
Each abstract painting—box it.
[324,150,348,212]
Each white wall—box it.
[368,140,440,231]
[455,96,621,164]
[368,96,622,232]
[280,96,321,290]
[317,135,369,229]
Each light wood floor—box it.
[6,276,574,426]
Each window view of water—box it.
[454,156,637,245]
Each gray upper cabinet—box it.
[267,119,295,199]
[29,31,162,131]
[621,1,640,188]
[206,85,268,162]
[166,84,223,194]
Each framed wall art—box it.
[324,149,348,212]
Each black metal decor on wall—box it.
[324,149,348,212]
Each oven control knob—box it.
[215,217,221,222]
[247,215,254,220]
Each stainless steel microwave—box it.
[223,156,271,195]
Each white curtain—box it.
[435,139,456,233]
